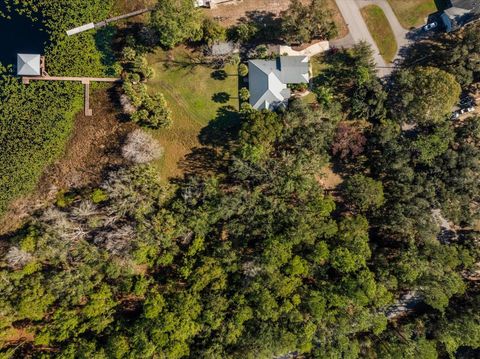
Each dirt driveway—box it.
[205,0,348,38]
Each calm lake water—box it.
[0,6,48,67]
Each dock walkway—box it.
[22,76,122,116]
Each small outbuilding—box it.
[17,54,41,76]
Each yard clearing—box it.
[146,46,239,179]
[387,0,445,29]
[317,165,343,190]
[361,5,398,63]
[205,0,348,39]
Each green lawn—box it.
[146,46,239,179]
[361,5,398,64]
[301,56,327,105]
[387,0,446,29]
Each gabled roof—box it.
[248,56,309,110]
[277,56,310,83]
[17,54,41,76]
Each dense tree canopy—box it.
[149,0,202,49]
[281,0,338,45]
[1,92,479,358]
[1,2,480,359]
[404,23,480,87]
[390,66,461,126]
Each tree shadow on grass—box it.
[211,69,228,80]
[199,105,241,148]
[173,106,241,182]
[176,146,225,178]
[212,92,231,103]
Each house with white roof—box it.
[248,56,310,110]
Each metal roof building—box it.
[248,56,309,110]
[440,0,480,32]
[17,54,41,76]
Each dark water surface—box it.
[0,5,48,67]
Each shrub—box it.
[240,102,254,112]
[131,93,172,129]
[122,80,172,129]
[239,87,250,102]
[255,45,269,59]
[91,189,108,204]
[121,47,137,62]
[56,191,76,208]
[122,130,164,164]
[238,63,249,77]
[201,17,226,45]
[122,53,154,82]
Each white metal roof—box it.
[248,56,309,110]
[17,54,41,76]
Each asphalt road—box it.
[362,0,409,50]
[335,0,390,76]
[334,0,415,77]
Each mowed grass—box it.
[146,46,239,180]
[387,0,443,29]
[361,5,398,64]
[301,56,327,104]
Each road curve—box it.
[360,0,409,56]
[334,0,390,77]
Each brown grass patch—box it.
[206,0,348,39]
[317,165,343,190]
[0,327,34,346]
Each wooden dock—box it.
[22,76,122,116]
[67,8,153,36]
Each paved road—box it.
[279,40,330,56]
[361,0,410,57]
[334,0,390,76]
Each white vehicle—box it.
[423,22,437,31]
[466,106,475,112]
